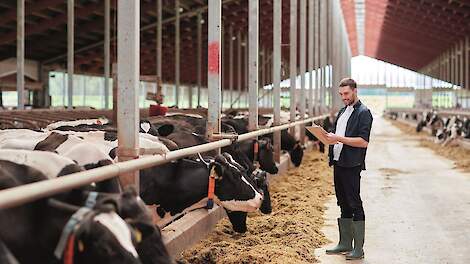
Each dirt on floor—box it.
[390,119,470,173]
[178,151,334,264]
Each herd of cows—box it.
[0,111,320,264]
[389,110,470,145]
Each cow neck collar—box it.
[54,192,99,264]
[253,139,259,165]
[195,153,217,210]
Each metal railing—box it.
[0,115,325,210]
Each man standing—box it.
[325,78,373,260]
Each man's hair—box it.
[339,78,357,89]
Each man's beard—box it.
[346,95,357,106]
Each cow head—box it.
[117,187,172,264]
[51,202,142,264]
[289,141,304,167]
[212,153,263,213]
[257,138,279,174]
[252,169,272,214]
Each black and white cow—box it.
[0,150,172,264]
[0,160,143,264]
[222,115,305,167]
[139,153,264,233]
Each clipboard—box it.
[306,125,331,145]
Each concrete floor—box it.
[314,115,470,264]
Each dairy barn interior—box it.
[0,0,469,263]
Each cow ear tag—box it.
[210,166,221,180]
[141,122,151,133]
[78,240,85,252]
[134,229,142,243]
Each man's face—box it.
[339,85,357,106]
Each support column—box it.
[314,0,320,114]
[308,0,314,117]
[197,12,202,107]
[67,0,74,108]
[466,36,469,90]
[237,31,242,108]
[104,0,110,109]
[320,0,327,112]
[229,26,234,108]
[156,0,162,100]
[17,0,25,109]
[117,0,140,190]
[175,0,180,107]
[289,0,297,133]
[460,40,464,88]
[299,0,307,142]
[273,0,282,162]
[248,0,259,130]
[207,0,222,137]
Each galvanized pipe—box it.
[273,0,282,162]
[289,0,297,134]
[104,0,110,109]
[207,0,222,137]
[17,0,25,110]
[197,12,202,107]
[308,0,314,117]
[248,0,259,131]
[67,0,74,108]
[299,0,307,143]
[175,0,180,107]
[117,0,140,190]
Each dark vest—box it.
[328,100,373,170]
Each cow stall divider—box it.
[0,114,327,257]
[385,108,470,150]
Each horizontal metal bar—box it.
[0,115,325,210]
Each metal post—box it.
[220,22,224,109]
[299,0,306,143]
[289,0,297,133]
[245,35,249,109]
[466,36,469,90]
[104,0,110,109]
[320,0,326,112]
[207,0,222,137]
[175,0,180,107]
[17,0,25,110]
[460,40,464,88]
[62,72,66,106]
[314,0,320,114]
[197,12,202,107]
[156,0,162,97]
[308,0,314,117]
[248,0,259,130]
[273,0,282,162]
[117,0,140,190]
[67,0,74,108]
[229,26,234,108]
[237,31,242,108]
[82,76,86,106]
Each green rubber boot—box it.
[325,218,353,254]
[346,221,365,260]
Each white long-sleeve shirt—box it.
[333,105,355,161]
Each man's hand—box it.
[326,133,340,145]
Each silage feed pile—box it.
[179,150,334,264]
